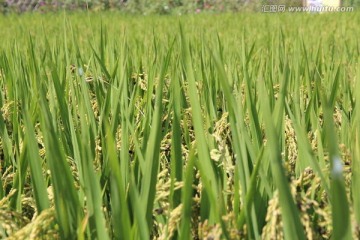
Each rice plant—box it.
[0,12,359,239]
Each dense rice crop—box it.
[0,12,360,239]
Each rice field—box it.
[0,12,360,239]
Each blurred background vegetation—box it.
[0,0,358,14]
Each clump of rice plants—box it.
[0,12,360,239]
